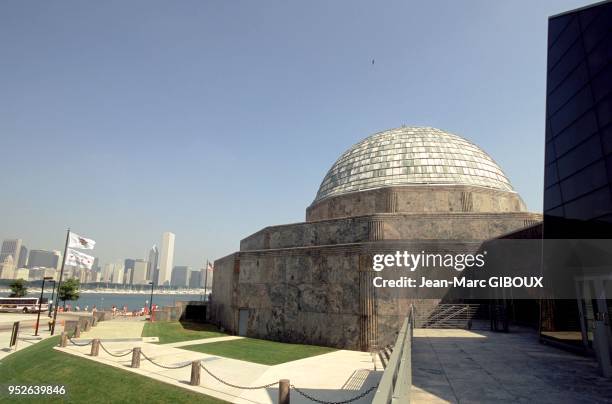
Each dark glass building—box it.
[542,0,612,357]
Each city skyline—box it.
[0,232,211,283]
[0,0,594,267]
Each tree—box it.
[9,279,28,297]
[58,278,80,309]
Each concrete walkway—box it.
[56,339,381,403]
[0,312,58,360]
[165,335,244,348]
[412,328,612,403]
[81,317,146,339]
[0,327,52,361]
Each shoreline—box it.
[0,288,208,295]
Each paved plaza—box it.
[412,328,612,403]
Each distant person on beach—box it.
[84,305,88,312]
[92,305,97,313]
[112,305,117,317]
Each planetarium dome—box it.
[314,126,514,203]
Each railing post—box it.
[74,325,81,338]
[279,379,290,404]
[190,360,201,386]
[60,332,67,347]
[84,320,91,332]
[90,338,100,356]
[131,347,141,368]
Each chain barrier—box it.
[98,342,133,358]
[67,335,376,403]
[139,351,193,370]
[291,383,378,404]
[199,363,279,390]
[67,336,92,347]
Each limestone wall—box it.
[213,241,489,350]
[210,253,238,332]
[306,185,527,221]
[240,212,542,251]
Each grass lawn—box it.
[0,336,228,404]
[142,321,227,344]
[180,338,336,365]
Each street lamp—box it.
[47,280,56,317]
[148,281,155,322]
[35,277,53,336]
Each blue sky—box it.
[0,0,592,268]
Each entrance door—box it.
[238,309,248,337]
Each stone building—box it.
[210,126,541,350]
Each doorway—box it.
[238,308,248,337]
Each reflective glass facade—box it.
[544,2,612,236]
[542,1,612,351]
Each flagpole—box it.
[51,228,70,336]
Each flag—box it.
[65,248,95,269]
[207,262,214,272]
[68,232,96,250]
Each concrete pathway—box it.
[164,335,244,348]
[81,318,146,339]
[0,327,52,361]
[56,339,381,403]
[412,328,612,404]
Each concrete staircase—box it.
[414,304,479,329]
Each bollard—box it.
[279,379,290,404]
[131,347,141,368]
[190,360,201,386]
[74,325,81,338]
[60,332,68,347]
[85,320,91,332]
[90,339,100,356]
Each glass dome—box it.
[314,126,514,203]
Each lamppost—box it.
[148,281,154,322]
[47,280,56,317]
[35,277,53,336]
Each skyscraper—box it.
[158,232,175,286]
[111,263,124,284]
[189,270,202,288]
[124,259,136,284]
[132,260,149,285]
[0,239,23,265]
[147,245,159,281]
[170,265,190,287]
[101,263,114,283]
[28,249,60,269]
[0,255,15,280]
[18,245,28,268]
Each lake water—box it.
[0,292,206,311]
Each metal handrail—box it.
[372,305,414,404]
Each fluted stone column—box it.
[359,255,378,351]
